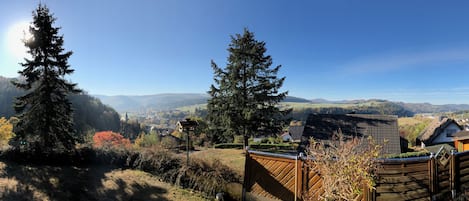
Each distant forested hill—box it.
[94,92,469,117]
[283,99,415,120]
[0,76,23,118]
[94,93,210,112]
[95,94,313,112]
[396,102,469,114]
[0,76,120,134]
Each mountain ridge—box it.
[92,93,469,114]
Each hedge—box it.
[214,143,295,150]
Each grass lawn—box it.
[0,161,208,201]
[191,148,245,176]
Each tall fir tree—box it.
[11,4,81,153]
[207,29,288,147]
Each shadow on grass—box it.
[0,161,170,201]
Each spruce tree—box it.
[207,29,288,148]
[11,4,81,153]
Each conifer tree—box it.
[11,4,81,153]
[207,29,288,147]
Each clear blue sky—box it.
[2,1,469,104]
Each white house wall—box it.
[432,123,462,144]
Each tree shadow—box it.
[0,161,170,201]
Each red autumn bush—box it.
[93,131,131,149]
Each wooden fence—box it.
[243,150,469,201]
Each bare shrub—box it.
[130,147,182,183]
[128,147,240,197]
[305,133,382,201]
[176,158,240,196]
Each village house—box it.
[300,113,401,154]
[416,117,462,148]
[280,131,292,142]
[280,125,304,142]
[453,131,469,152]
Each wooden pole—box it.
[186,130,189,166]
[450,150,457,199]
[429,153,436,201]
[242,151,250,201]
[297,155,303,201]
[295,155,298,201]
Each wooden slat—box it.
[377,166,428,175]
[378,173,429,184]
[457,152,469,161]
[377,188,430,200]
[459,160,469,169]
[459,167,469,176]
[376,181,429,193]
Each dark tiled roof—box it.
[417,118,461,144]
[424,144,455,155]
[288,126,304,141]
[301,114,401,154]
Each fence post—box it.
[296,153,304,201]
[450,150,457,199]
[295,154,298,201]
[363,185,374,201]
[302,159,308,200]
[429,153,437,201]
[242,151,250,201]
[367,182,376,201]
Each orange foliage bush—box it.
[93,131,131,149]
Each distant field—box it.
[176,101,388,112]
[176,103,207,112]
[398,117,424,126]
[280,102,351,109]
[280,100,386,109]
[0,161,208,201]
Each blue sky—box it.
[2,1,469,104]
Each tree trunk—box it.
[244,135,249,150]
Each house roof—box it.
[176,118,198,132]
[424,144,456,155]
[417,118,461,144]
[164,134,183,143]
[300,114,401,154]
[288,126,304,141]
[280,131,291,137]
[454,131,469,140]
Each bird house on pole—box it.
[176,118,198,165]
[176,118,198,133]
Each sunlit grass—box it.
[398,117,424,126]
[191,148,245,176]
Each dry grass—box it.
[0,161,208,201]
[191,148,245,176]
[398,117,423,126]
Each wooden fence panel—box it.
[244,152,299,201]
[374,160,431,201]
[435,159,451,199]
[455,151,469,192]
[244,150,469,201]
